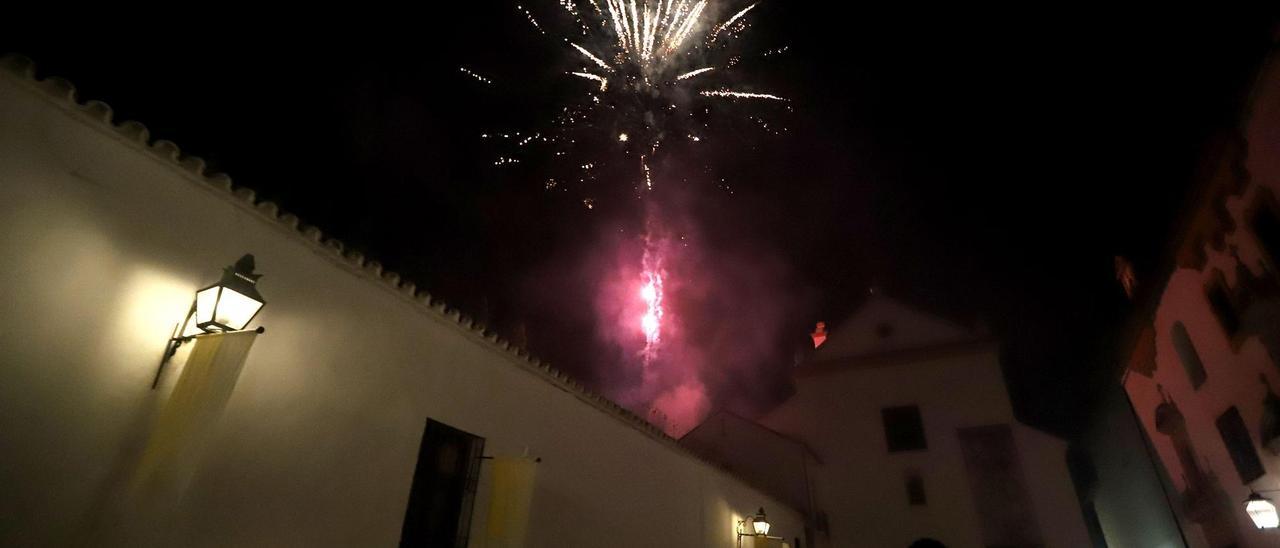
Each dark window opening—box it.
[906,472,927,505]
[1205,274,1240,338]
[401,420,486,548]
[1251,191,1280,268]
[883,405,927,452]
[1215,406,1265,484]
[1171,321,1208,389]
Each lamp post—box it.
[152,254,266,388]
[1246,491,1280,530]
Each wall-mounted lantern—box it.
[152,254,266,388]
[752,507,771,536]
[736,507,778,546]
[1246,491,1279,529]
[191,254,266,333]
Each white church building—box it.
[682,294,1091,547]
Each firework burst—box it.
[458,2,795,435]
[477,0,789,204]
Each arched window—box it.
[1171,321,1207,389]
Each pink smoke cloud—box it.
[587,196,802,437]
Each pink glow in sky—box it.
[639,248,665,362]
[580,197,799,437]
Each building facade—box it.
[0,55,803,547]
[1110,39,1280,548]
[683,294,1091,548]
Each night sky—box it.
[8,6,1278,436]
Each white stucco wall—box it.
[680,411,816,514]
[1122,262,1280,548]
[1120,48,1280,548]
[762,344,1089,548]
[0,61,802,547]
[1123,255,1280,548]
[1013,422,1094,546]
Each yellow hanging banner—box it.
[483,456,538,548]
[131,330,257,501]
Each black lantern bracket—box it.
[150,316,265,389]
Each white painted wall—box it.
[761,330,1089,548]
[680,410,817,514]
[1120,49,1280,548]
[1122,256,1280,548]
[0,61,802,547]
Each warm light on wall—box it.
[153,254,266,388]
[1246,492,1279,529]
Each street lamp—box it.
[153,254,266,388]
[1246,492,1279,529]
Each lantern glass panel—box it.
[214,287,264,331]
[752,519,770,536]
[195,286,220,326]
[1247,496,1279,529]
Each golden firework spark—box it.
[675,66,715,80]
[459,66,494,85]
[494,1,787,195]
[700,89,787,101]
[571,43,615,72]
[708,2,756,42]
[570,71,609,91]
[600,0,709,67]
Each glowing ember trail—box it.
[708,2,757,42]
[640,275,662,341]
[699,89,788,101]
[639,238,665,364]
[569,71,609,90]
[675,66,715,81]
[570,42,614,72]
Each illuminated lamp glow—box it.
[192,255,266,333]
[752,507,770,535]
[1247,492,1279,529]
